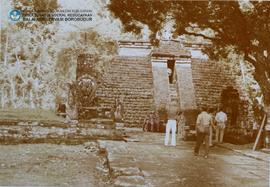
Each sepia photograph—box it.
[0,0,269,186]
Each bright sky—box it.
[0,0,145,40]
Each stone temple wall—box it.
[191,59,232,109]
[95,40,253,131]
[191,58,253,131]
[96,56,155,127]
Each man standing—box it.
[164,103,177,146]
[194,107,213,158]
[215,108,228,143]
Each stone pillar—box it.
[175,60,197,110]
[76,54,97,120]
[151,60,170,108]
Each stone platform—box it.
[0,119,123,144]
[98,131,269,187]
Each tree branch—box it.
[182,30,216,41]
[244,53,257,68]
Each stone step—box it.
[97,101,154,105]
[0,121,124,144]
[97,90,153,94]
[97,87,152,91]
[114,176,146,187]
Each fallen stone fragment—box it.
[114,175,146,187]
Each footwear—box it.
[204,155,208,159]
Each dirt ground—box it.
[0,132,269,187]
[100,132,269,187]
[0,143,108,187]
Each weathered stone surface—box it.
[96,56,155,127]
[151,61,170,107]
[191,59,253,130]
[98,132,268,187]
[112,167,142,177]
[114,175,146,187]
[175,63,197,110]
[0,120,124,144]
[0,144,105,186]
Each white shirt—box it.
[215,111,227,123]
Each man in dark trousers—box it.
[194,106,214,158]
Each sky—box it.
[0,0,149,40]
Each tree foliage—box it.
[0,0,117,109]
[108,0,270,106]
[12,0,59,27]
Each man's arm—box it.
[215,113,219,122]
[210,117,215,128]
[196,114,201,133]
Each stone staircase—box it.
[169,83,180,110]
[191,59,235,108]
[96,56,155,127]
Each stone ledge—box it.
[216,143,269,162]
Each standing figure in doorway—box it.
[153,112,160,132]
[114,98,124,122]
[215,107,228,143]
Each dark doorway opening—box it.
[167,60,175,84]
[221,86,240,126]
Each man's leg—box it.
[155,122,158,132]
[215,126,220,143]
[171,120,176,146]
[181,124,186,140]
[204,134,209,157]
[178,123,183,139]
[165,121,171,145]
[143,122,147,131]
[194,132,204,155]
[151,122,154,132]
[209,126,213,146]
[220,128,225,143]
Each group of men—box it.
[194,107,228,158]
[143,112,161,132]
[143,105,228,159]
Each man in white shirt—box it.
[215,108,228,143]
